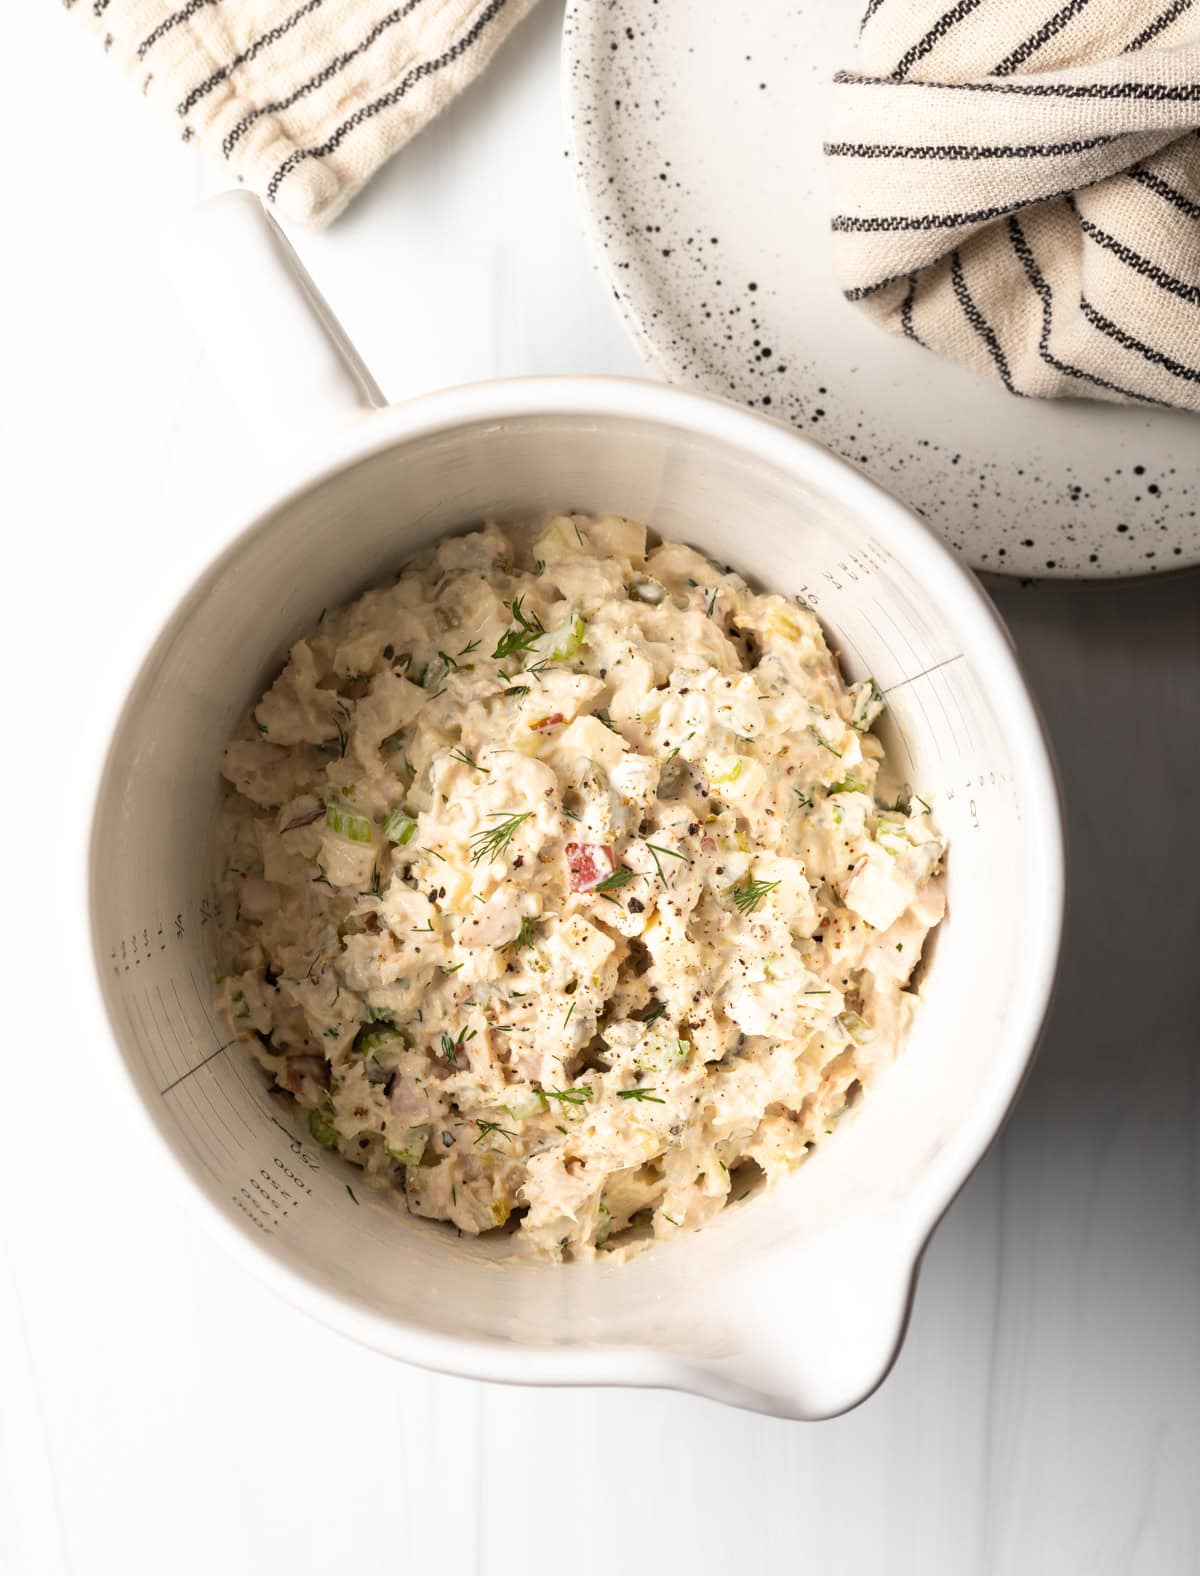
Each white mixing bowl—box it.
[86,195,1064,1419]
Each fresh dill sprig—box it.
[646,841,690,864]
[592,865,637,903]
[459,638,481,656]
[449,747,489,773]
[664,730,695,764]
[474,1119,517,1147]
[540,1085,592,1107]
[470,811,532,866]
[618,1088,666,1103]
[499,915,536,952]
[793,788,813,809]
[563,1000,575,1028]
[595,711,617,731]
[440,1025,477,1063]
[492,595,545,660]
[810,728,842,757]
[732,877,781,915]
[644,839,689,886]
[641,1000,668,1025]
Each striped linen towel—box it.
[72,0,539,228]
[827,0,1200,410]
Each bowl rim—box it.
[84,373,1066,1413]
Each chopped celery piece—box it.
[838,1011,875,1046]
[876,814,909,856]
[382,808,417,845]
[498,1090,545,1121]
[830,775,869,795]
[763,955,786,980]
[385,1125,430,1167]
[309,1108,340,1148]
[325,802,373,844]
[532,611,586,663]
[704,754,744,785]
[357,1025,406,1059]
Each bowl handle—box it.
[170,192,385,446]
[682,1219,919,1419]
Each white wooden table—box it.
[2,5,1196,1572]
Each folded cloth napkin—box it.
[826,0,1200,410]
[73,0,539,227]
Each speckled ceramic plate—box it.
[563,0,1200,579]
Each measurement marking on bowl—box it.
[159,1038,238,1096]
[867,602,946,765]
[896,585,974,742]
[186,965,281,1132]
[139,984,239,1164]
[116,988,226,1185]
[884,593,971,757]
[170,977,257,1141]
[881,653,964,694]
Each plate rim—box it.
[560,0,1200,586]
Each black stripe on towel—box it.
[832,179,1078,231]
[1080,297,1200,383]
[1128,164,1200,220]
[1123,0,1194,52]
[900,274,924,345]
[178,0,323,116]
[138,0,221,60]
[859,0,889,33]
[223,0,431,156]
[825,136,1114,159]
[1075,207,1200,303]
[992,0,1093,77]
[834,69,1200,102]
[265,0,511,202]
[1007,217,1162,403]
[843,271,908,301]
[950,251,1020,395]
[892,0,985,81]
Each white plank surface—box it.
[1,3,1196,1573]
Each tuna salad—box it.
[215,514,945,1260]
